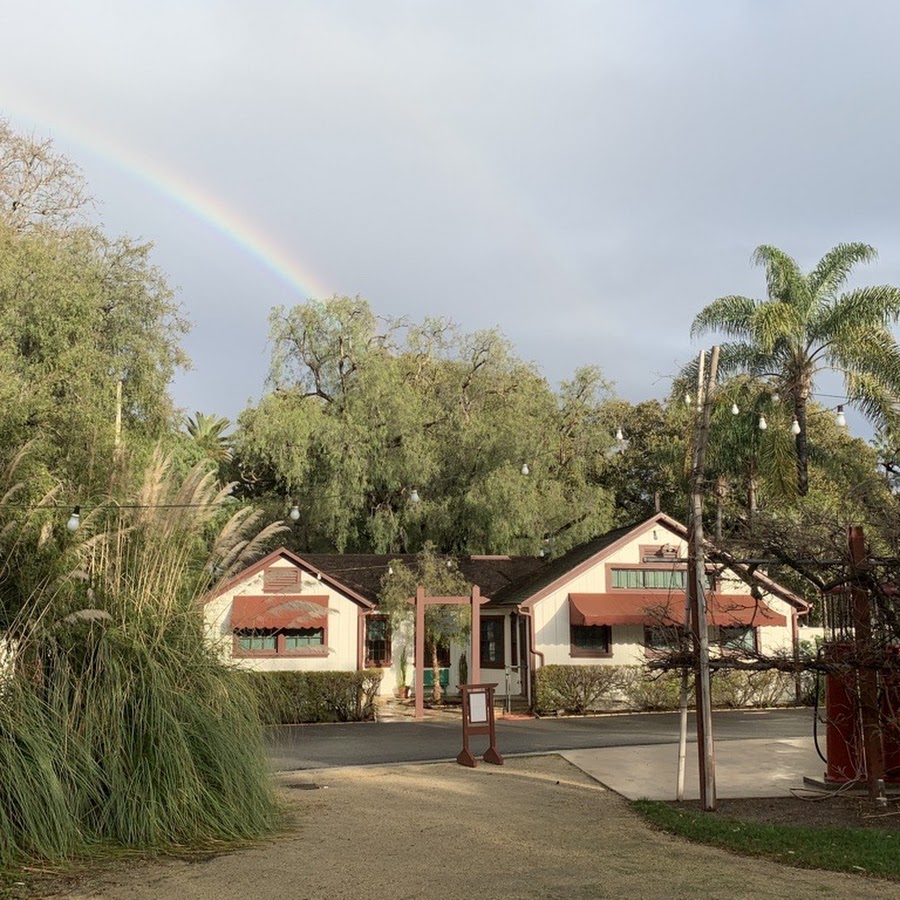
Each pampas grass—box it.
[0,449,286,868]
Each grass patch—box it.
[633,800,900,880]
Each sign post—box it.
[457,683,503,768]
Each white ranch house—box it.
[204,513,809,707]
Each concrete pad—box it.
[562,737,825,800]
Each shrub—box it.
[246,669,384,724]
[619,667,686,711]
[534,665,622,715]
[710,669,796,708]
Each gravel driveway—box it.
[46,756,900,900]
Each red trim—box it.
[207,546,374,609]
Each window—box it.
[234,628,326,656]
[480,617,505,669]
[570,624,611,657]
[285,628,325,650]
[718,626,756,653]
[238,632,276,652]
[613,568,688,590]
[611,568,715,591]
[365,616,392,667]
[643,625,684,652]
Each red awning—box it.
[230,595,328,630]
[568,593,786,628]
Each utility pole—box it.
[688,345,718,811]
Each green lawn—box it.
[633,800,900,881]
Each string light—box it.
[520,462,530,476]
[66,507,81,532]
[791,417,801,436]
[835,405,847,428]
[409,488,421,504]
[731,403,739,415]
[289,502,300,521]
[615,427,624,442]
[758,415,767,431]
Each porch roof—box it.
[568,593,787,628]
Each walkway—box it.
[55,755,900,900]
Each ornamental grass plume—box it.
[0,448,286,867]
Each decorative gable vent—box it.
[263,567,301,592]
[641,544,679,563]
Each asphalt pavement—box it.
[266,708,828,799]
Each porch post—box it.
[415,585,426,720]
[470,585,481,685]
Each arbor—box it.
[378,546,472,703]
[691,244,900,495]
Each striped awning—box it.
[568,593,786,628]
[230,595,328,629]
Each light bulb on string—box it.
[289,502,300,521]
[835,405,847,428]
[409,488,421,504]
[615,427,624,442]
[66,506,81,532]
[791,417,801,436]
[521,462,530,476]
[758,415,767,431]
[731,403,739,415]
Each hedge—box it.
[535,665,798,715]
[244,670,383,724]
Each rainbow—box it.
[2,103,334,301]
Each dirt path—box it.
[44,756,900,900]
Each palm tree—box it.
[185,412,232,464]
[692,243,900,495]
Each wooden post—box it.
[850,525,884,799]
[414,586,426,721]
[470,585,481,685]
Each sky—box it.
[2,1,900,437]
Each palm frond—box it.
[808,242,877,300]
[690,295,758,339]
[810,285,900,344]
[843,367,900,432]
[751,245,809,306]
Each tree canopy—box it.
[232,297,617,555]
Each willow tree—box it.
[691,243,900,495]
[233,298,617,555]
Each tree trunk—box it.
[714,474,727,540]
[795,389,810,496]
[431,640,442,703]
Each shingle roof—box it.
[299,552,546,605]
[486,522,638,607]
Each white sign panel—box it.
[469,690,488,723]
